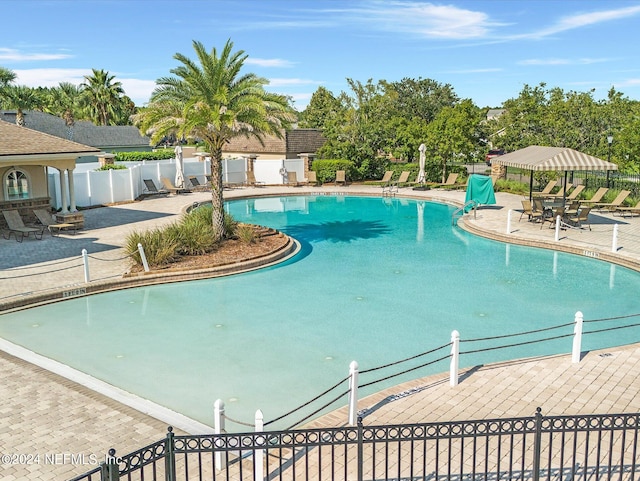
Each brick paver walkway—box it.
[1,184,639,480]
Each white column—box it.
[68,168,77,212]
[59,168,69,214]
[450,330,460,386]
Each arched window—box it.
[4,169,30,200]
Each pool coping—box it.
[0,232,300,313]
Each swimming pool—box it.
[1,195,639,430]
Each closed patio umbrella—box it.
[417,143,426,183]
[174,145,184,188]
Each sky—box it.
[3,0,640,112]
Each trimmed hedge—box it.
[114,149,174,162]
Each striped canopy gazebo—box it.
[493,145,618,202]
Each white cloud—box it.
[518,58,611,66]
[13,68,155,105]
[347,1,499,39]
[13,68,90,87]
[119,78,157,105]
[516,5,640,39]
[0,48,72,62]
[267,78,323,87]
[246,58,295,68]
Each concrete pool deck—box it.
[1,184,640,480]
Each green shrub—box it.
[494,178,529,194]
[114,149,174,162]
[125,207,242,268]
[96,163,127,171]
[125,227,179,266]
[236,224,257,244]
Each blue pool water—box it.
[1,195,639,430]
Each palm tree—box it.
[1,84,42,125]
[45,82,84,140]
[135,39,296,241]
[80,68,125,125]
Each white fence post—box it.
[612,224,619,252]
[82,248,90,283]
[554,215,561,242]
[213,399,225,471]
[572,311,583,363]
[506,209,512,234]
[450,330,460,386]
[137,243,150,272]
[348,361,359,426]
[254,410,264,481]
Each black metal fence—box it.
[70,409,639,481]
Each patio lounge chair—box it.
[161,177,191,194]
[33,208,77,236]
[335,170,347,186]
[384,171,411,195]
[143,179,168,195]
[567,206,592,230]
[614,200,640,218]
[431,173,459,188]
[2,210,44,242]
[591,190,630,212]
[287,171,303,187]
[188,176,209,191]
[565,184,585,201]
[519,200,543,222]
[578,187,609,205]
[305,171,319,186]
[377,171,394,186]
[532,180,557,197]
[245,171,265,187]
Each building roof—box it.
[224,129,325,155]
[0,119,101,158]
[493,145,618,172]
[0,110,151,149]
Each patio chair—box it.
[591,190,630,212]
[614,200,640,218]
[287,171,303,187]
[541,206,565,229]
[33,208,77,236]
[519,199,543,222]
[188,176,209,191]
[532,180,557,197]
[245,171,265,187]
[335,170,347,186]
[143,179,168,195]
[567,206,592,230]
[2,210,45,242]
[578,187,609,205]
[305,171,319,186]
[161,177,191,194]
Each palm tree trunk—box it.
[209,145,225,241]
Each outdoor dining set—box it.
[520,180,640,231]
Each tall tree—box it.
[424,99,483,182]
[45,82,84,140]
[0,84,42,125]
[81,68,125,125]
[134,39,295,241]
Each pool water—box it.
[1,195,639,430]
